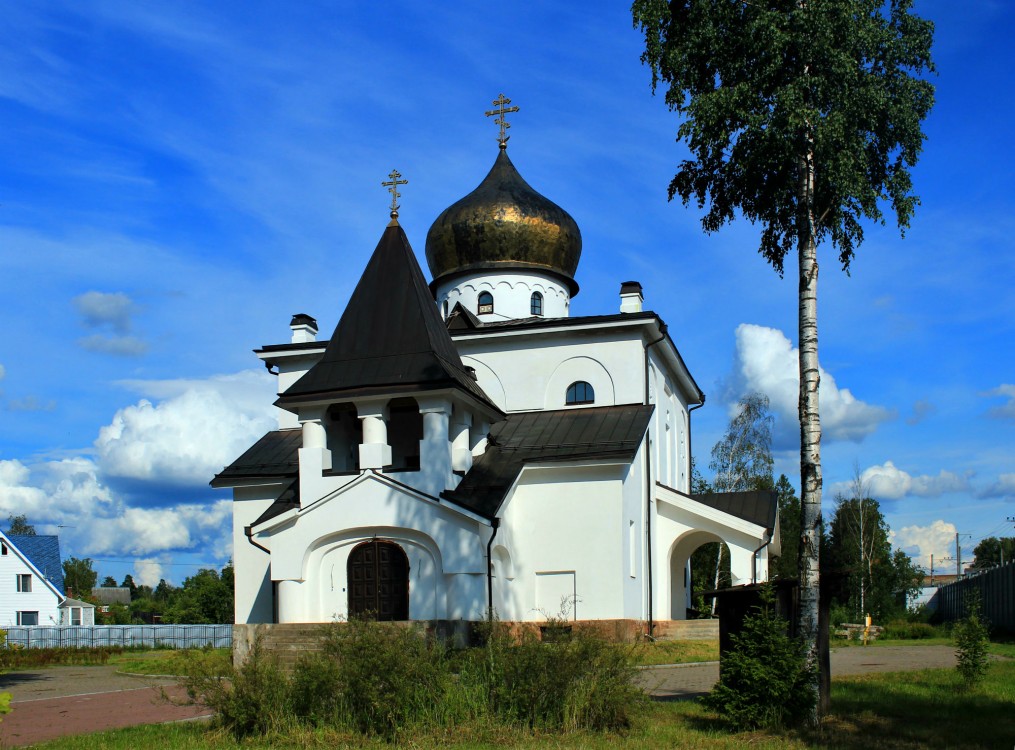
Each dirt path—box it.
[0,665,213,748]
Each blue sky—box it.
[1,1,1012,587]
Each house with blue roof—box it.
[1,531,66,627]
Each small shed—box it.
[58,597,96,626]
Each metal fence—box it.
[2,624,232,649]
[933,562,1015,633]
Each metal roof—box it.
[9,535,64,594]
[276,223,502,415]
[689,489,779,532]
[443,404,654,517]
[211,429,301,487]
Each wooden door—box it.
[347,540,409,621]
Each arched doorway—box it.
[347,540,410,621]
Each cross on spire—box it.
[485,93,520,149]
[381,169,407,221]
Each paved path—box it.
[0,665,213,748]
[636,644,963,701]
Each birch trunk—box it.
[798,131,823,722]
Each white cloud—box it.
[895,520,958,572]
[829,461,969,500]
[96,370,276,484]
[906,399,936,426]
[78,334,149,356]
[73,291,135,333]
[984,384,1015,420]
[133,558,166,588]
[980,473,1015,499]
[730,324,893,445]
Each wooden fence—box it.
[933,562,1015,633]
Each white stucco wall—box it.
[494,462,631,622]
[254,472,490,623]
[232,484,282,624]
[436,271,570,321]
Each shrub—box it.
[883,620,937,640]
[701,587,814,729]
[185,635,290,739]
[954,594,990,689]
[188,617,641,740]
[477,618,642,731]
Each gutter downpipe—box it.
[752,533,772,585]
[643,322,668,637]
[486,517,501,622]
[245,525,270,555]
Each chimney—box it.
[619,281,643,313]
[290,313,319,343]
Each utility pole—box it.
[930,553,934,586]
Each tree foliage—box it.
[632,0,934,272]
[709,392,774,493]
[6,514,36,536]
[772,474,801,581]
[971,537,1015,570]
[954,593,990,689]
[825,494,921,622]
[62,557,97,598]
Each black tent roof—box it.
[277,223,502,415]
[689,489,779,532]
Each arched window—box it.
[565,381,595,405]
[530,291,543,316]
[477,291,494,315]
[442,299,449,319]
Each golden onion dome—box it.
[425,149,582,295]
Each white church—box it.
[214,104,779,635]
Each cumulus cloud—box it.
[73,291,135,333]
[73,291,148,356]
[134,558,167,588]
[979,473,1015,499]
[78,334,149,356]
[984,384,1015,420]
[96,370,276,485]
[829,461,969,500]
[729,324,893,445]
[0,370,269,577]
[895,520,958,572]
[7,395,57,412]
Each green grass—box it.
[629,639,719,666]
[28,659,1015,749]
[110,648,232,677]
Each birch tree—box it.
[633,0,935,719]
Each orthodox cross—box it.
[381,169,407,220]
[485,94,519,148]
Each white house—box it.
[215,134,779,634]
[0,531,65,627]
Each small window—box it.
[1,543,7,555]
[565,381,595,405]
[17,611,39,626]
[71,607,82,626]
[477,291,494,315]
[17,573,32,593]
[530,291,543,316]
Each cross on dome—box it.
[382,169,408,221]
[485,94,519,149]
